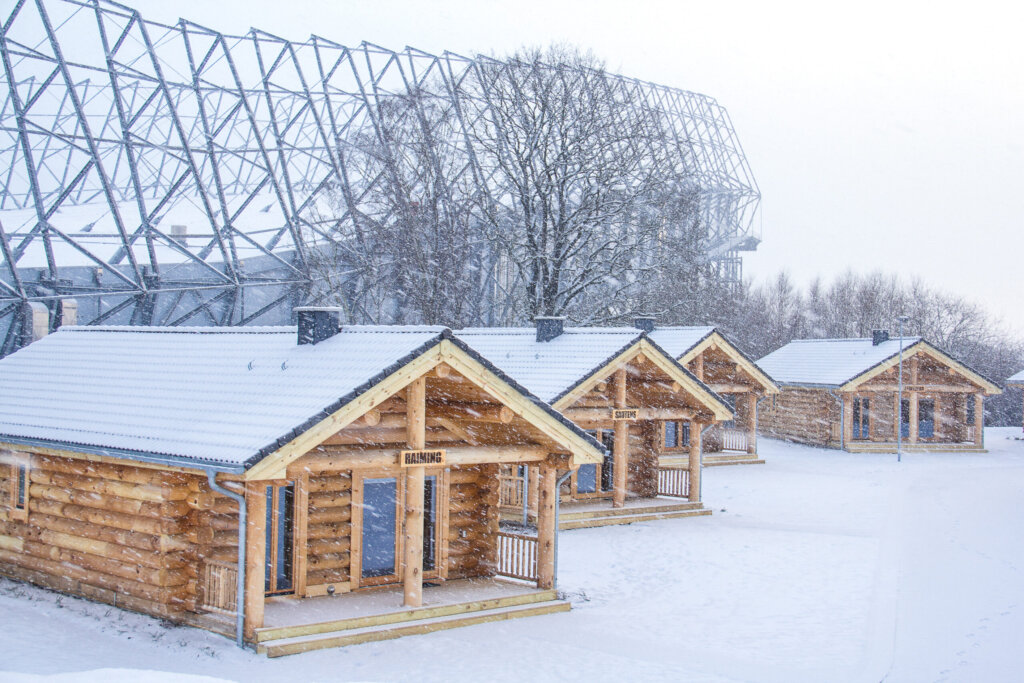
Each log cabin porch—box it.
[649,326,779,467]
[480,329,732,530]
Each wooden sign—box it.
[904,385,925,392]
[400,449,446,467]
[612,408,639,421]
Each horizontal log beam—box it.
[562,407,694,421]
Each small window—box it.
[662,421,691,450]
[3,452,29,521]
[664,421,678,449]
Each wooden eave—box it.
[246,338,604,480]
[552,338,734,422]
[677,331,780,395]
[839,341,1002,396]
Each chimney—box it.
[534,316,565,342]
[295,307,342,345]
[56,298,78,328]
[22,302,49,345]
[633,315,656,333]
[171,224,188,247]
[872,329,889,346]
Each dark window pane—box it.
[576,464,597,493]
[664,421,678,448]
[264,486,274,592]
[423,476,436,572]
[919,399,935,438]
[277,485,294,591]
[901,399,911,438]
[16,465,26,509]
[682,422,691,447]
[362,478,397,578]
[601,452,615,492]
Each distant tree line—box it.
[669,270,1023,426]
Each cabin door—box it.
[353,470,447,588]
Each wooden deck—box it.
[255,578,567,656]
[844,441,986,454]
[704,452,766,467]
[557,496,709,530]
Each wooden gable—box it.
[677,331,779,396]
[247,339,604,480]
[841,341,1001,396]
[554,338,733,425]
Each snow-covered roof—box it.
[646,326,715,359]
[456,327,643,403]
[758,337,927,388]
[0,325,449,470]
[1007,369,1024,386]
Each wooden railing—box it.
[496,531,538,582]
[498,469,525,508]
[200,559,238,614]
[657,467,690,498]
[966,425,977,442]
[721,427,749,453]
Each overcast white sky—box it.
[128,0,1024,334]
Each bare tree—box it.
[467,47,677,320]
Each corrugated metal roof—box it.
[647,327,715,359]
[757,337,923,388]
[0,325,446,469]
[455,328,642,403]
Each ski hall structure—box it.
[0,310,611,655]
[757,331,1001,453]
[458,318,733,529]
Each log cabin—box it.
[457,318,733,529]
[756,331,1002,452]
[1007,370,1024,433]
[0,309,607,656]
[647,323,779,466]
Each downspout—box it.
[827,390,844,450]
[206,470,247,649]
[552,469,574,589]
[699,423,715,502]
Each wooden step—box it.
[703,457,765,467]
[560,506,711,530]
[255,589,558,643]
[559,501,703,521]
[258,599,571,657]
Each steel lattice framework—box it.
[0,0,760,354]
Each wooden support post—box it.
[842,394,853,448]
[688,422,702,503]
[974,393,984,447]
[746,393,757,454]
[403,377,426,608]
[243,481,267,642]
[934,394,942,441]
[536,461,557,589]
[693,354,704,382]
[909,393,919,443]
[612,368,629,508]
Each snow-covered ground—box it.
[2,429,1023,682]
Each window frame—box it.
[660,421,691,453]
[2,451,29,522]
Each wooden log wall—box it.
[626,422,659,498]
[0,451,202,623]
[447,464,498,580]
[305,471,352,588]
[758,388,840,448]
